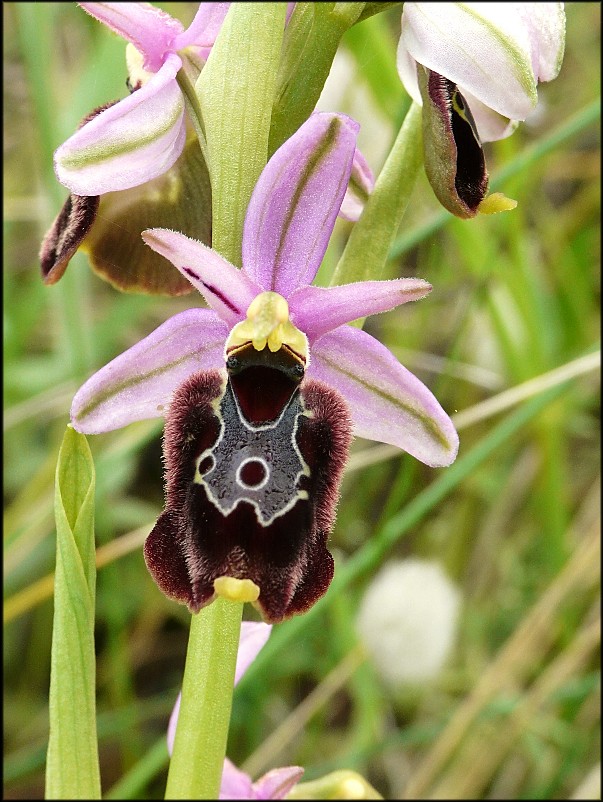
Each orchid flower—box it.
[167,621,304,801]
[56,1,232,195]
[40,2,373,293]
[40,1,230,293]
[397,2,566,216]
[70,111,458,622]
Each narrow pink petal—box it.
[173,2,231,50]
[79,2,183,71]
[242,112,359,296]
[220,758,255,800]
[400,3,537,120]
[289,279,431,342]
[235,622,272,684]
[55,54,185,195]
[253,766,304,799]
[71,309,228,434]
[142,229,261,327]
[338,147,375,222]
[308,326,459,467]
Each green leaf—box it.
[268,2,365,155]
[45,426,100,800]
[196,3,287,267]
[330,102,423,292]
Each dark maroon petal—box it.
[39,193,99,284]
[296,379,353,536]
[144,368,352,623]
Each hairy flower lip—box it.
[144,368,350,622]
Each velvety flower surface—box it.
[167,621,304,800]
[71,112,458,621]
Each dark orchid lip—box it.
[144,365,353,623]
[418,67,489,218]
[39,194,100,285]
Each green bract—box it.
[46,427,100,799]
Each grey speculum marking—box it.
[195,382,309,525]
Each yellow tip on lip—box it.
[214,576,260,603]
[478,192,518,215]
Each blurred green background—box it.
[4,3,600,799]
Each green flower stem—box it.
[269,3,365,156]
[176,58,208,164]
[330,102,423,293]
[165,598,243,800]
[197,3,287,267]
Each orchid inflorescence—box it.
[40,1,566,797]
[43,0,565,651]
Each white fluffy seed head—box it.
[356,558,461,686]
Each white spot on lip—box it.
[236,457,269,490]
